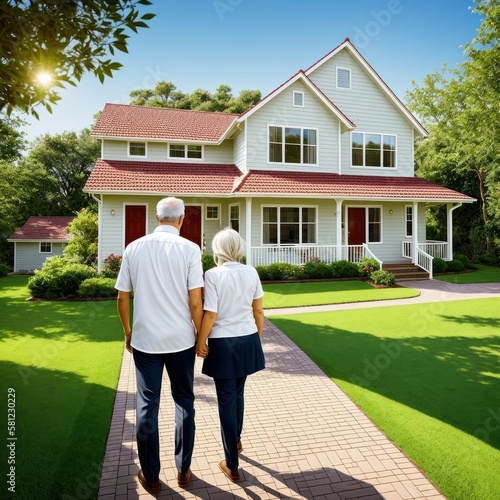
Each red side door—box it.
[348,207,366,245]
[125,205,146,247]
[180,206,202,247]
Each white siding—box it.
[245,81,340,172]
[309,49,415,177]
[14,242,65,272]
[233,125,246,171]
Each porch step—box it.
[382,261,429,281]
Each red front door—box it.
[348,207,366,245]
[125,205,146,247]
[180,206,202,247]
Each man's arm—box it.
[117,290,132,353]
[189,287,203,334]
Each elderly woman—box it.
[196,228,265,482]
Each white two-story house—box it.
[84,38,474,277]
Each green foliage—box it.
[202,253,216,273]
[0,0,155,117]
[101,254,122,278]
[473,252,499,266]
[370,269,396,287]
[0,114,27,161]
[63,208,98,265]
[330,259,360,278]
[302,261,333,279]
[27,256,96,299]
[433,257,448,274]
[453,253,470,269]
[358,258,380,278]
[129,80,261,113]
[0,263,11,277]
[78,277,117,298]
[446,259,465,273]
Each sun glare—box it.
[35,71,53,87]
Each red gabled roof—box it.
[234,170,475,201]
[92,103,239,142]
[8,216,75,241]
[83,160,242,195]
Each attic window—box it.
[337,67,351,89]
[129,141,146,157]
[169,144,203,159]
[293,91,304,107]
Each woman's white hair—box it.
[212,228,245,266]
[156,197,185,222]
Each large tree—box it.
[405,0,500,258]
[0,0,155,117]
[0,114,27,162]
[129,81,262,113]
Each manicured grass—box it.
[269,299,500,500]
[262,280,419,309]
[436,264,500,284]
[0,276,124,499]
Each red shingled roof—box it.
[84,161,474,202]
[84,160,242,194]
[92,103,238,142]
[8,216,75,241]
[234,170,474,201]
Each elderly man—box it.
[115,197,204,493]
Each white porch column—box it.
[412,201,418,264]
[245,197,252,266]
[447,203,462,261]
[335,199,343,262]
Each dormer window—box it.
[129,141,146,157]
[169,144,203,159]
[336,67,351,90]
[293,91,304,107]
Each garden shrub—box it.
[0,264,10,277]
[370,269,395,287]
[358,257,380,278]
[330,260,359,278]
[202,253,216,273]
[28,257,96,299]
[432,257,448,274]
[453,253,470,269]
[302,261,333,279]
[101,254,122,278]
[78,277,118,298]
[446,259,465,272]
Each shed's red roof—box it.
[84,160,242,194]
[84,161,474,202]
[8,216,75,241]
[92,103,238,142]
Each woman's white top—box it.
[203,262,264,339]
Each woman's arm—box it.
[196,310,217,358]
[252,297,264,338]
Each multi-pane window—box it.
[169,144,203,159]
[406,206,413,237]
[352,132,396,168]
[129,142,146,157]
[229,204,240,232]
[40,242,52,253]
[205,205,219,220]
[269,126,317,165]
[368,208,382,243]
[263,206,316,245]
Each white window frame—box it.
[293,91,304,107]
[261,205,318,246]
[205,204,221,221]
[168,143,204,160]
[267,125,318,165]
[128,141,147,158]
[405,205,413,238]
[367,206,383,244]
[336,67,351,90]
[39,242,52,253]
[228,203,240,232]
[351,131,397,169]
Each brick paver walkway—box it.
[97,281,500,499]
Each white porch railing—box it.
[419,241,448,259]
[416,247,434,279]
[250,244,382,267]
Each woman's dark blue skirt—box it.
[202,332,265,379]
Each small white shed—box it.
[8,216,75,273]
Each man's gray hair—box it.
[211,228,245,266]
[156,197,185,222]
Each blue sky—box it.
[21,0,482,144]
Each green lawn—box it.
[269,298,500,500]
[0,276,123,499]
[436,263,500,283]
[262,280,419,308]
